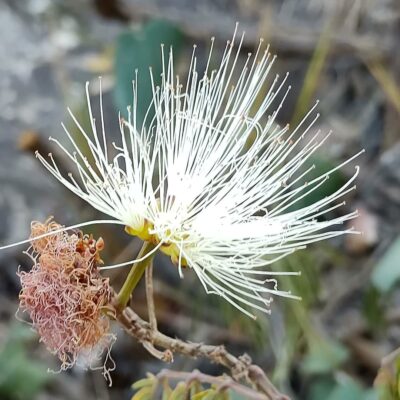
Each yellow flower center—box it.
[125,221,188,267]
[125,221,153,241]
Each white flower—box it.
[35,29,361,317]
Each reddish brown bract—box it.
[18,218,114,374]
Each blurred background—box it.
[0,0,400,399]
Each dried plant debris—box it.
[18,218,115,381]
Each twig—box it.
[145,261,157,330]
[111,295,289,400]
[143,342,173,362]
[382,347,400,368]
[156,369,270,400]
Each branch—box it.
[382,347,400,368]
[111,295,289,400]
[155,369,271,400]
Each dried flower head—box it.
[18,218,114,378]
[30,28,363,317]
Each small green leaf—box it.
[192,389,215,400]
[114,20,183,126]
[190,381,205,396]
[364,389,380,400]
[362,286,386,333]
[302,339,348,374]
[131,385,154,400]
[286,155,346,213]
[228,389,249,399]
[326,379,364,400]
[0,324,49,400]
[308,377,336,400]
[308,377,377,400]
[168,382,187,400]
[162,381,173,400]
[201,389,219,400]
[132,375,155,389]
[372,236,400,292]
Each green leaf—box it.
[168,382,187,400]
[308,377,377,400]
[190,381,205,396]
[132,375,155,389]
[131,385,154,400]
[364,389,380,400]
[362,286,386,333]
[308,377,336,400]
[286,155,347,213]
[372,236,400,292]
[201,390,219,400]
[162,381,173,400]
[228,389,249,399]
[326,379,365,400]
[302,338,348,375]
[114,20,184,126]
[0,324,49,400]
[192,390,215,400]
[291,22,332,127]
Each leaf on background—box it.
[362,286,386,333]
[132,374,155,390]
[286,155,347,213]
[364,389,380,400]
[374,352,400,400]
[291,22,332,127]
[131,374,157,400]
[308,376,378,400]
[192,389,215,400]
[284,250,320,307]
[371,235,400,292]
[0,324,49,400]
[227,390,248,400]
[131,386,154,400]
[271,249,322,385]
[308,377,336,400]
[302,338,348,375]
[326,380,366,400]
[168,382,187,400]
[367,61,400,116]
[114,20,184,126]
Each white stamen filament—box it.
[1,28,362,316]
[0,220,125,251]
